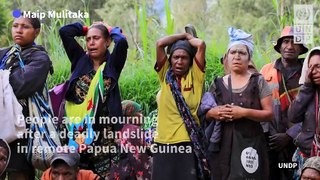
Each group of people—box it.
[0,15,129,180]
[153,24,320,180]
[1,13,320,180]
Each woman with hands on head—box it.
[203,27,273,180]
[59,20,128,178]
[153,26,209,180]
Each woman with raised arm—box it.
[153,26,209,180]
[59,21,128,178]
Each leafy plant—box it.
[164,0,174,35]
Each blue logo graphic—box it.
[12,9,22,18]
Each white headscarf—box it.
[299,46,320,84]
[227,27,254,58]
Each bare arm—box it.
[187,36,206,70]
[229,95,273,122]
[205,105,231,121]
[206,95,273,122]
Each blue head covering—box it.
[227,27,254,58]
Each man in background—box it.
[41,150,100,180]
[260,26,308,179]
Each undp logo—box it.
[294,4,313,44]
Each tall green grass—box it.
[36,18,70,88]
[119,59,159,115]
[2,1,314,179]
[165,0,174,35]
[135,0,148,60]
[33,5,223,123]
[3,0,301,114]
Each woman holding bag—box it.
[0,16,52,180]
[204,27,273,180]
[58,21,128,178]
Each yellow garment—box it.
[64,62,105,149]
[65,62,106,124]
[155,60,205,144]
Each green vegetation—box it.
[0,1,319,179]
[1,0,320,115]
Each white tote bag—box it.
[0,69,26,143]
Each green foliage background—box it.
[1,0,320,115]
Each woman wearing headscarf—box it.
[203,27,273,180]
[59,21,128,178]
[0,16,51,180]
[107,100,152,179]
[153,29,209,180]
[288,47,320,179]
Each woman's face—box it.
[86,28,111,59]
[0,147,8,175]
[227,44,250,73]
[308,54,320,85]
[301,168,320,180]
[170,49,191,77]
[12,17,39,47]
